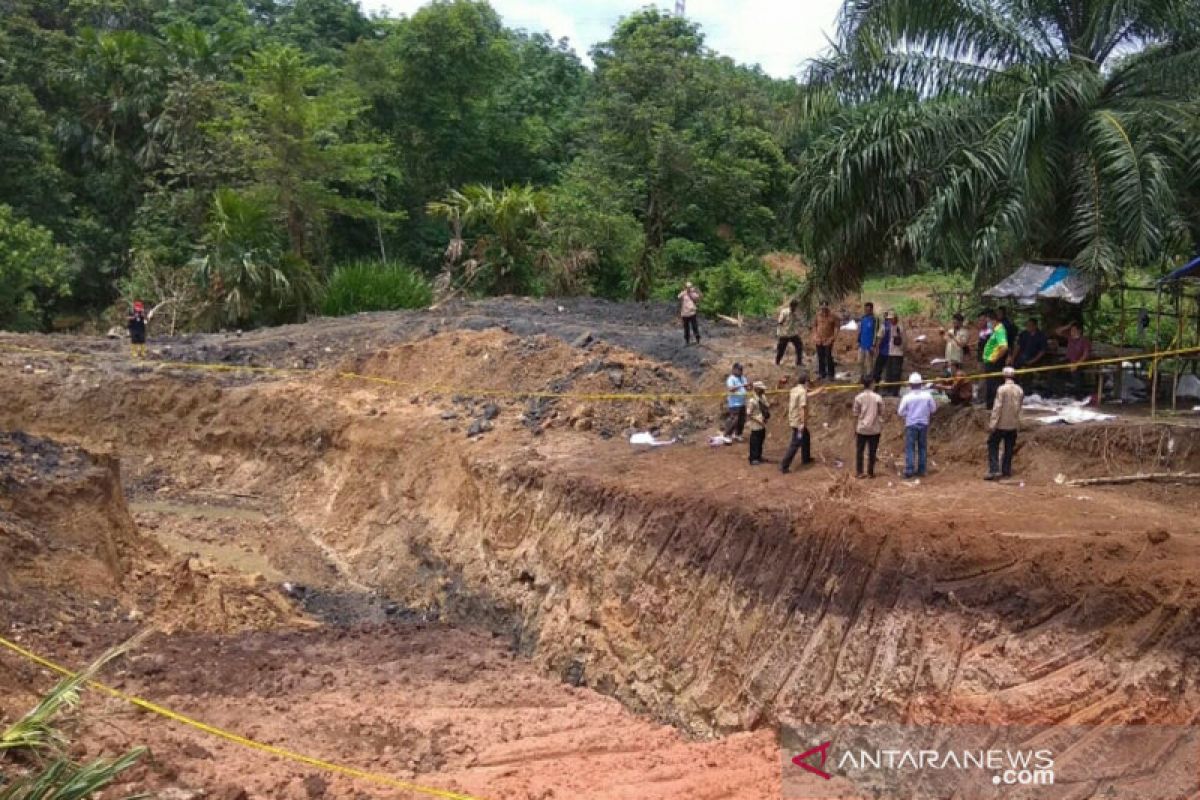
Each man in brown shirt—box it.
[812,300,840,381]
[746,381,771,466]
[852,376,884,478]
[985,367,1024,480]
[780,370,812,473]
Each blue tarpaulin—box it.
[1159,255,1200,284]
[984,263,1093,305]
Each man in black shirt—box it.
[1014,317,1048,391]
[127,301,148,359]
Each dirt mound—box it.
[348,329,706,439]
[0,432,304,637]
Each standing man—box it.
[780,370,812,474]
[852,376,884,479]
[127,300,149,359]
[873,311,906,397]
[746,381,771,466]
[678,281,702,346]
[775,299,803,367]
[857,302,878,378]
[940,313,970,370]
[981,309,1009,409]
[997,307,1018,364]
[897,373,937,479]
[985,367,1024,480]
[1014,317,1048,389]
[723,362,749,442]
[812,300,840,381]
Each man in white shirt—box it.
[678,281,702,345]
[897,372,937,479]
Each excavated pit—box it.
[4,308,1200,798]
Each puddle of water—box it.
[130,500,281,581]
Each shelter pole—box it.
[1118,285,1127,347]
[1173,288,1183,411]
[1152,287,1162,418]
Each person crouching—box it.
[746,381,771,466]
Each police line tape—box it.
[3,340,1200,401]
[0,634,489,800]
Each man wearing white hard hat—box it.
[897,372,937,479]
[985,366,1024,480]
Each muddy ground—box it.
[3,299,1200,799]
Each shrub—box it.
[694,251,799,317]
[322,260,432,316]
[0,205,74,332]
[894,297,924,318]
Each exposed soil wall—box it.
[4,338,1200,744]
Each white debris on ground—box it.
[840,320,859,331]
[630,431,677,447]
[1024,394,1116,425]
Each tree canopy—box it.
[3,0,1196,331]
[792,0,1200,295]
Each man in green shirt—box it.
[981,308,1009,410]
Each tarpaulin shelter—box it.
[984,263,1094,306]
[1158,255,1200,285]
[1149,254,1200,412]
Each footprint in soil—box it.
[281,583,438,627]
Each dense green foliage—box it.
[3,0,1197,331]
[793,0,1200,296]
[323,260,433,315]
[0,0,800,330]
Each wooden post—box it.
[1173,289,1183,412]
[1152,357,1160,418]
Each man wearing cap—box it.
[775,299,803,367]
[678,281,702,345]
[812,300,840,380]
[780,370,812,474]
[722,362,749,442]
[985,367,1024,480]
[873,311,906,397]
[897,372,937,479]
[746,381,771,466]
[127,300,149,359]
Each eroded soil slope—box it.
[4,303,1200,798]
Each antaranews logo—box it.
[783,724,1200,800]
[791,741,833,780]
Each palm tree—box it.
[427,184,549,295]
[793,0,1200,295]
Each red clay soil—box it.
[7,626,779,800]
[3,302,1200,799]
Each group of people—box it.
[721,362,1027,482]
[692,289,1101,482]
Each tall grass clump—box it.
[322,260,432,316]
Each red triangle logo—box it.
[792,741,833,780]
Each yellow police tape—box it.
[0,634,489,800]
[2,340,1200,400]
